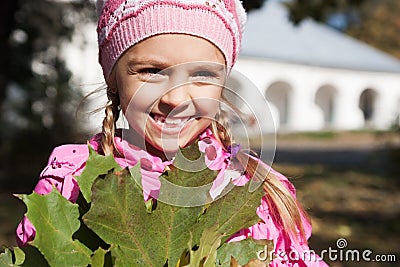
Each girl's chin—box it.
[147,137,191,153]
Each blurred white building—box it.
[235,1,400,132]
[64,1,400,133]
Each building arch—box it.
[265,81,293,128]
[359,88,378,127]
[315,85,337,128]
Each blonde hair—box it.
[100,86,309,242]
[101,88,120,156]
[210,106,309,242]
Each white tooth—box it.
[166,118,182,124]
[153,114,191,127]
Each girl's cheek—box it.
[120,85,160,111]
[193,86,223,113]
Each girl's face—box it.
[113,34,226,157]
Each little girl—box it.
[16,0,328,266]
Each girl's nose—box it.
[159,85,191,109]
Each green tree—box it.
[0,1,18,114]
[347,0,400,59]
[0,0,95,191]
[242,0,266,12]
[285,0,400,59]
[285,0,366,24]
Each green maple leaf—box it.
[83,160,266,266]
[12,138,272,266]
[12,247,25,266]
[83,165,206,266]
[216,238,273,266]
[75,145,122,203]
[91,247,109,267]
[78,142,270,266]
[82,143,219,266]
[157,163,218,207]
[184,181,266,267]
[169,142,265,244]
[190,181,265,245]
[18,189,92,267]
[0,246,49,267]
[0,247,24,266]
[0,248,14,267]
[187,224,222,267]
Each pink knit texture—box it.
[97,0,246,79]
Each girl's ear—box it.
[106,70,118,93]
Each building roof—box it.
[240,1,400,73]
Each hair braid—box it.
[101,88,120,156]
[211,104,309,243]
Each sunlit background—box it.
[1,0,399,266]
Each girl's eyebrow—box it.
[190,63,226,72]
[126,57,170,69]
[126,57,226,73]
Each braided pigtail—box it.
[101,87,121,156]
[211,101,309,243]
[235,151,309,242]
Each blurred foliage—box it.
[346,0,400,59]
[0,0,95,191]
[285,0,400,59]
[242,0,266,12]
[285,0,366,25]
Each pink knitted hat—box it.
[96,0,246,79]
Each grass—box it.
[273,163,400,267]
[281,131,337,139]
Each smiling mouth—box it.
[150,113,194,129]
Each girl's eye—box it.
[136,68,167,82]
[142,68,162,74]
[190,70,219,83]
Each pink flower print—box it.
[34,176,79,203]
[198,129,245,199]
[16,217,36,247]
[231,173,249,186]
[114,137,172,201]
[198,136,229,171]
[140,158,164,201]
